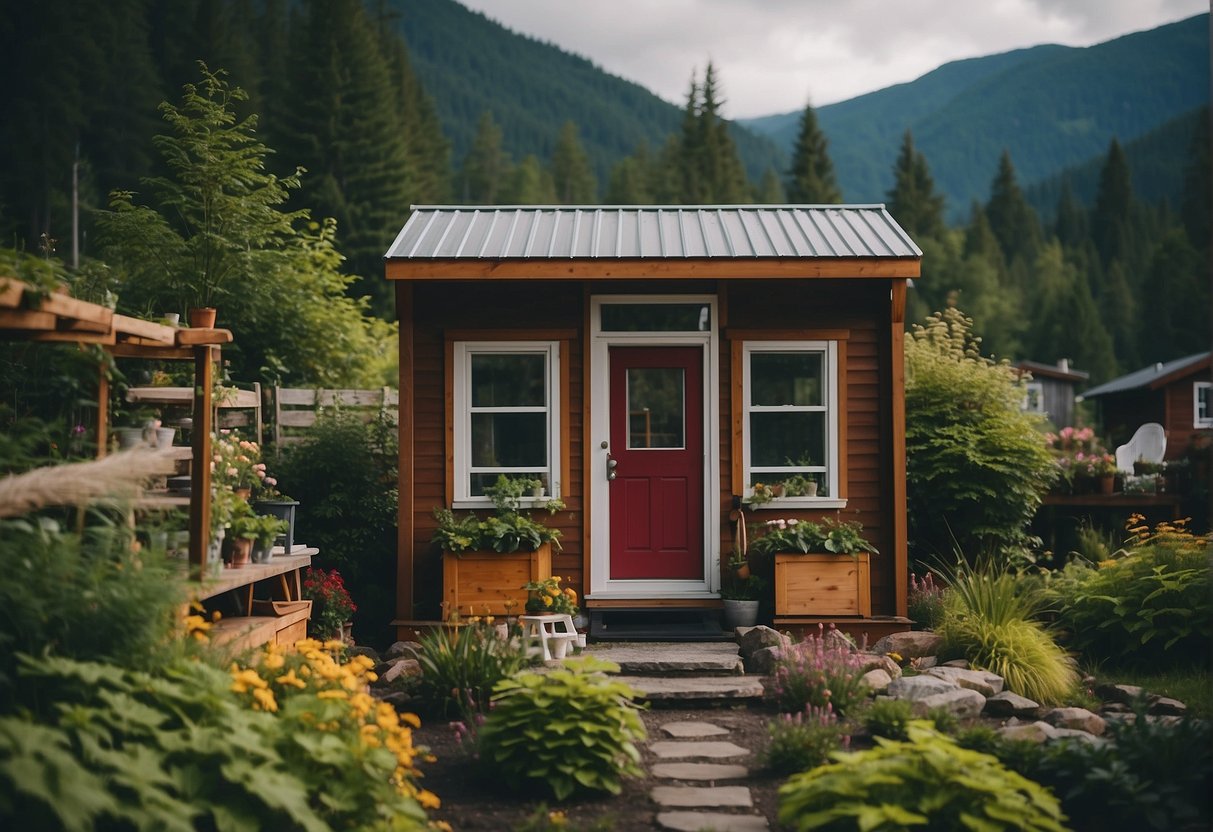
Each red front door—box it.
[608,346,704,580]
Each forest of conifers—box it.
[0,0,1207,387]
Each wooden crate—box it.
[774,553,871,617]
[442,543,552,619]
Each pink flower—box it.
[265,477,277,486]
[226,467,238,477]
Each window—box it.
[742,341,840,505]
[1022,381,1044,414]
[453,341,561,503]
[1195,382,1212,428]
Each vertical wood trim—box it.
[444,338,455,508]
[890,280,908,617]
[837,339,849,499]
[397,282,416,623]
[858,553,872,617]
[581,286,593,595]
[560,338,571,499]
[729,338,744,494]
[96,362,109,459]
[189,345,214,577]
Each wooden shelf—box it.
[197,550,316,601]
[128,386,260,408]
[134,494,191,508]
[211,606,312,651]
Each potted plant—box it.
[226,503,259,568]
[433,475,564,620]
[251,514,287,563]
[303,567,356,642]
[727,549,751,580]
[721,575,766,629]
[746,482,775,506]
[1092,454,1118,495]
[522,575,579,616]
[750,518,878,618]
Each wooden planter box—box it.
[774,552,871,617]
[442,543,553,619]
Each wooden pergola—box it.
[1,277,232,576]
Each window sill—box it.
[747,498,847,510]
[452,498,554,511]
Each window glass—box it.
[470,413,547,467]
[601,303,711,332]
[627,368,685,449]
[751,352,823,407]
[750,412,824,467]
[471,354,545,407]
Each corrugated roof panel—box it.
[385,206,922,260]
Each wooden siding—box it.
[401,278,902,620]
[1163,378,1212,460]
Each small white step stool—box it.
[519,614,581,660]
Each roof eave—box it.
[384,256,921,281]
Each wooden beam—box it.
[724,328,851,342]
[175,327,233,346]
[112,313,176,343]
[34,290,114,328]
[0,309,56,330]
[0,279,23,308]
[190,345,214,577]
[32,330,116,345]
[396,282,416,621]
[890,280,908,618]
[96,363,109,459]
[386,257,922,282]
[107,344,197,360]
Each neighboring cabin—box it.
[384,205,921,640]
[1015,358,1089,428]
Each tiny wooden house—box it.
[385,206,921,640]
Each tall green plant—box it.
[905,307,1057,562]
[416,620,530,719]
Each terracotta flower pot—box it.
[188,307,217,328]
[733,563,751,580]
[229,537,252,567]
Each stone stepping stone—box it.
[589,642,744,675]
[650,740,751,759]
[615,675,765,702]
[651,785,753,808]
[656,811,769,831]
[661,720,729,738]
[652,762,749,781]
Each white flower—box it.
[787,519,799,526]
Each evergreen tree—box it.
[675,64,749,204]
[1100,260,1139,369]
[963,201,1002,263]
[1027,242,1117,381]
[785,100,841,204]
[605,154,654,204]
[550,122,597,204]
[1180,107,1210,253]
[985,151,1041,265]
[886,130,944,238]
[755,168,785,203]
[501,155,556,204]
[1091,139,1133,266]
[1138,230,1209,362]
[460,111,510,204]
[1053,179,1088,249]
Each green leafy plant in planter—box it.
[433,475,564,554]
[721,574,766,601]
[477,656,645,800]
[749,517,878,557]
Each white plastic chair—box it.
[1114,423,1167,474]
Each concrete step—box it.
[587,642,744,676]
[617,675,766,704]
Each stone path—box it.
[649,718,769,831]
[585,641,765,703]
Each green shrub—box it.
[276,408,398,648]
[860,698,914,740]
[936,568,1078,705]
[905,308,1056,562]
[478,657,645,800]
[417,619,531,718]
[769,626,869,716]
[1051,522,1211,667]
[762,704,849,775]
[778,721,1067,831]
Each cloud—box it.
[457,0,1205,117]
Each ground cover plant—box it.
[762,704,850,775]
[778,721,1068,831]
[769,626,869,716]
[476,657,645,800]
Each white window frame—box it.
[742,340,845,509]
[1022,381,1045,414]
[452,340,561,508]
[1195,381,1212,428]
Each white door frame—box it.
[587,294,720,599]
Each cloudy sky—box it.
[458,0,1207,118]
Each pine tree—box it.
[785,100,840,204]
[1053,179,1087,249]
[1180,107,1210,253]
[605,154,654,204]
[550,122,597,204]
[461,111,510,203]
[1026,242,1117,381]
[963,201,1001,263]
[886,130,944,238]
[1138,230,1209,362]
[755,168,785,203]
[1091,139,1133,266]
[674,64,749,204]
[1100,260,1139,369]
[502,155,556,204]
[985,151,1041,265]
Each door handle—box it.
[606,456,617,480]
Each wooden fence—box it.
[270,386,399,447]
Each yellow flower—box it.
[252,687,278,712]
[262,651,285,670]
[317,689,348,700]
[417,789,441,810]
[276,669,307,689]
[399,711,421,728]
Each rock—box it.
[384,640,424,662]
[372,690,413,710]
[912,656,938,669]
[347,645,381,663]
[661,721,729,739]
[649,741,751,760]
[656,811,769,832]
[997,721,1059,744]
[984,691,1040,717]
[910,688,986,719]
[650,785,752,808]
[614,676,765,703]
[870,631,943,659]
[747,645,783,675]
[734,626,758,641]
[1094,682,1146,705]
[376,657,422,686]
[925,666,1005,697]
[855,653,902,679]
[861,668,893,694]
[1099,702,1132,714]
[1049,727,1107,745]
[1043,707,1106,736]
[651,762,749,781]
[1149,696,1187,716]
[737,626,790,659]
[941,659,970,668]
[886,674,959,701]
[824,627,859,654]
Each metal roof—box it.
[1082,352,1211,398]
[385,205,922,261]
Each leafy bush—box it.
[905,308,1057,561]
[433,475,564,554]
[763,704,849,775]
[477,657,645,800]
[769,626,869,716]
[936,567,1078,705]
[276,408,398,648]
[778,722,1067,831]
[416,619,531,718]
[1051,517,1211,667]
[860,698,914,740]
[981,707,1213,832]
[908,572,947,630]
[748,517,877,556]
